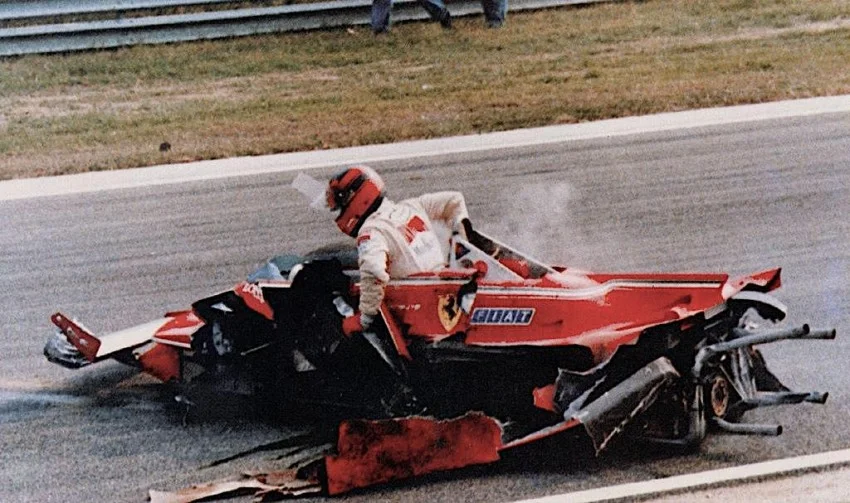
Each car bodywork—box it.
[45,232,836,497]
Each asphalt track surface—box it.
[1,109,849,502]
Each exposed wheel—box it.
[704,371,743,423]
[708,374,730,418]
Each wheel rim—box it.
[709,375,730,418]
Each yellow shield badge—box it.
[437,294,461,332]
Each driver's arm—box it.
[415,192,470,235]
[356,230,390,320]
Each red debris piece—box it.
[325,412,502,495]
[136,343,181,382]
[532,384,557,412]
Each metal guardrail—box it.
[0,0,610,57]
[0,0,237,21]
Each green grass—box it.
[1,0,850,180]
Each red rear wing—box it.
[51,313,101,362]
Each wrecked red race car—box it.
[45,228,836,496]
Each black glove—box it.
[461,218,474,240]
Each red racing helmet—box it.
[326,165,385,236]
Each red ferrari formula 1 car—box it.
[45,230,835,496]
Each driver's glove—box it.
[342,312,374,337]
[461,218,474,240]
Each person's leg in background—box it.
[417,0,452,29]
[482,0,507,28]
[372,0,393,33]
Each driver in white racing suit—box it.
[326,165,472,337]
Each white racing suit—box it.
[355,192,469,318]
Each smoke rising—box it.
[479,181,635,270]
[481,182,581,265]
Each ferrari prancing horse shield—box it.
[438,294,461,332]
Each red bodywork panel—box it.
[380,303,411,360]
[153,310,203,348]
[136,343,181,382]
[383,268,781,362]
[234,281,275,320]
[324,413,502,495]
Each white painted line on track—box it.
[2,94,850,202]
[517,448,850,503]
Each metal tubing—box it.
[803,328,837,340]
[806,391,829,404]
[744,391,828,407]
[713,417,782,436]
[731,327,835,341]
[728,324,810,347]
[694,324,813,377]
